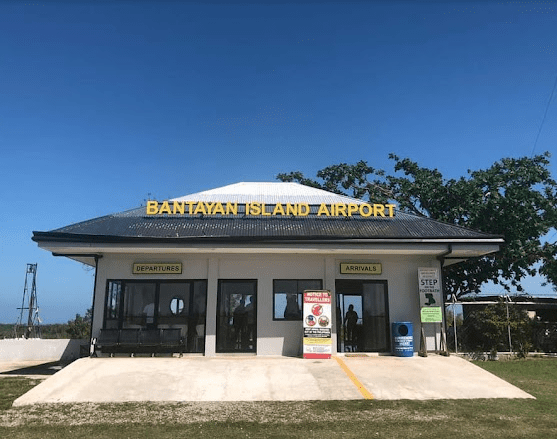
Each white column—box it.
[205,257,219,356]
[92,257,106,338]
[324,257,337,353]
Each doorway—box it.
[336,280,390,353]
[216,280,257,353]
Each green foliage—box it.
[0,308,92,340]
[0,324,16,339]
[278,152,557,298]
[66,308,92,340]
[445,309,463,327]
[0,377,41,410]
[461,301,533,356]
[0,323,69,339]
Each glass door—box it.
[158,281,207,353]
[216,280,257,353]
[336,280,390,353]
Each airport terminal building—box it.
[32,182,503,356]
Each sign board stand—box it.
[418,268,449,357]
[418,324,428,357]
[439,323,449,356]
[302,290,332,359]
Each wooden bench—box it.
[94,329,119,356]
[118,328,141,355]
[93,328,185,356]
[160,328,183,355]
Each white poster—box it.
[303,290,332,359]
[418,267,443,323]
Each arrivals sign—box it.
[146,200,396,218]
[418,267,442,323]
[340,263,382,275]
[303,290,332,359]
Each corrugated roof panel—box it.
[35,182,501,243]
[44,213,498,241]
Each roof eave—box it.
[32,231,504,245]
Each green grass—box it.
[0,377,42,411]
[1,357,556,438]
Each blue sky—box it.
[1,1,556,323]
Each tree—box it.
[460,301,532,356]
[66,308,92,339]
[277,152,557,299]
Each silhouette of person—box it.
[245,298,255,347]
[345,304,358,345]
[234,298,247,347]
[284,294,301,320]
[143,302,155,326]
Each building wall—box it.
[92,252,442,355]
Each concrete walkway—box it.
[11,354,533,406]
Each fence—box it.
[445,297,557,355]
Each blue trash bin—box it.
[392,322,413,357]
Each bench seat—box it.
[93,328,185,356]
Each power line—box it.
[531,73,557,157]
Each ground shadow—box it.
[0,361,62,376]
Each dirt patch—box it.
[0,401,437,427]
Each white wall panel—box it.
[92,251,443,356]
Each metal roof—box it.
[32,182,501,244]
[171,182,364,205]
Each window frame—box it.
[103,279,208,330]
[216,279,258,353]
[272,279,323,321]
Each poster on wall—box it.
[418,267,443,323]
[303,290,332,359]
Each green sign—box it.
[420,307,443,323]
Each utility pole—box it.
[15,263,41,339]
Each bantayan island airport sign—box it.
[145,200,396,218]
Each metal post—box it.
[506,295,512,353]
[453,295,458,354]
[419,323,428,357]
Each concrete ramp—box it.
[12,355,533,406]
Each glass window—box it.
[188,281,208,353]
[170,297,185,315]
[159,283,190,326]
[103,279,207,354]
[105,281,122,329]
[123,282,157,327]
[273,279,322,320]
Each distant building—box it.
[460,295,557,322]
[459,295,557,352]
